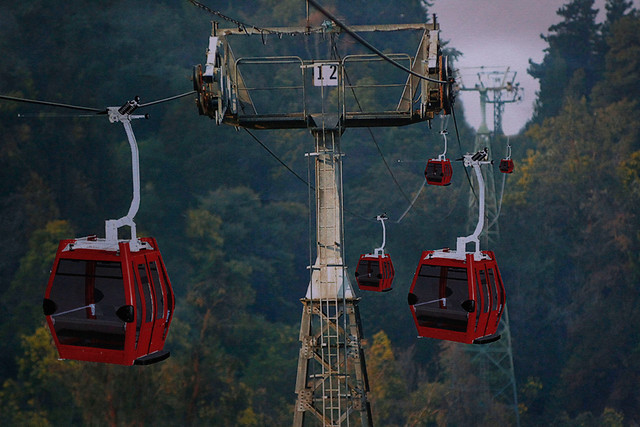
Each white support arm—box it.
[456,150,491,258]
[373,214,388,256]
[105,106,146,251]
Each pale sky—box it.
[431,0,638,135]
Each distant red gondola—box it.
[425,129,452,186]
[355,254,394,292]
[425,158,453,185]
[499,141,514,173]
[409,150,506,344]
[499,158,514,174]
[355,214,394,292]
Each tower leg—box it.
[294,298,372,427]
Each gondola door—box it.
[485,264,505,335]
[133,260,155,358]
[473,260,492,339]
[146,255,168,354]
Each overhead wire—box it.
[451,104,478,201]
[0,94,104,113]
[138,90,196,108]
[243,128,312,189]
[243,124,374,222]
[1,90,196,114]
[188,0,324,36]
[334,46,458,224]
[306,0,448,85]
[332,43,414,207]
[486,138,510,230]
[187,0,282,35]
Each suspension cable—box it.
[188,0,322,36]
[0,94,104,113]
[307,0,447,84]
[333,44,414,206]
[188,0,279,34]
[243,128,311,189]
[1,90,196,113]
[138,90,196,108]
[452,105,477,201]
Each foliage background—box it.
[0,0,639,425]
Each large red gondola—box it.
[409,150,506,344]
[355,214,394,292]
[42,100,175,365]
[408,249,504,344]
[43,237,174,365]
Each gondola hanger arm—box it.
[456,149,491,259]
[104,98,149,251]
[373,214,388,256]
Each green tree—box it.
[591,14,640,107]
[0,220,73,380]
[0,326,81,426]
[528,0,601,122]
[502,88,640,422]
[366,330,407,426]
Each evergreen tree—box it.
[528,0,601,122]
[591,13,640,106]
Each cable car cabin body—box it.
[499,158,514,174]
[408,249,505,344]
[355,253,394,292]
[43,237,174,365]
[425,158,452,186]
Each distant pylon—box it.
[459,66,522,426]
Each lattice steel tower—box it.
[459,67,521,247]
[458,67,522,426]
[193,11,453,426]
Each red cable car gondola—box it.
[425,130,452,186]
[408,249,504,344]
[44,236,174,365]
[425,158,453,185]
[42,100,175,365]
[499,141,514,174]
[499,158,514,174]
[408,150,506,344]
[355,215,394,292]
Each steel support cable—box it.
[452,104,478,201]
[243,127,373,222]
[395,178,426,223]
[243,128,311,188]
[137,90,196,108]
[336,49,414,207]
[307,0,448,84]
[0,94,104,112]
[331,42,421,225]
[188,0,321,37]
[188,0,276,34]
[1,90,196,113]
[487,162,507,230]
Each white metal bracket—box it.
[456,149,491,260]
[65,99,150,252]
[372,214,388,256]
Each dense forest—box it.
[1,0,639,425]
